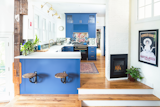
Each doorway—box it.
[0,38,10,101]
[97,29,101,56]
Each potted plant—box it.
[126,66,143,82]
[34,35,40,51]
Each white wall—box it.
[130,0,160,98]
[0,0,14,32]
[105,0,129,80]
[56,13,65,38]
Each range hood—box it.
[73,24,88,32]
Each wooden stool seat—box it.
[22,73,36,79]
[55,72,68,78]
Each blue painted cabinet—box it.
[88,24,96,38]
[62,46,74,52]
[65,13,96,38]
[73,14,89,24]
[88,46,97,60]
[66,24,73,38]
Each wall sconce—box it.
[58,16,61,19]
[53,12,58,16]
[47,7,54,13]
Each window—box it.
[154,0,160,16]
[138,0,160,20]
[34,15,39,39]
[53,23,55,40]
[48,21,51,40]
[42,18,46,42]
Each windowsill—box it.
[135,16,160,24]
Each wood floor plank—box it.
[78,94,160,101]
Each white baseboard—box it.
[82,100,160,106]
[78,89,153,94]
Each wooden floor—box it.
[81,55,105,78]
[5,95,80,107]
[0,102,8,107]
[80,56,152,89]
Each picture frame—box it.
[138,29,159,67]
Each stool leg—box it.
[61,77,66,84]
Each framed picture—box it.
[138,29,159,67]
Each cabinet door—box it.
[73,14,80,24]
[88,14,96,24]
[66,14,73,24]
[81,14,89,24]
[88,24,96,38]
[66,24,73,38]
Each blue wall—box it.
[20,59,80,94]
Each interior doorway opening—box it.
[96,29,101,56]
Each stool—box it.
[22,71,37,84]
[55,71,68,84]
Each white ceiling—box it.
[50,3,106,17]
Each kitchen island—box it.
[15,47,81,94]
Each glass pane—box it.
[139,0,145,7]
[43,19,46,30]
[145,5,152,18]
[89,15,95,23]
[145,0,152,5]
[154,2,160,16]
[67,15,73,23]
[154,0,160,2]
[43,31,46,41]
[34,15,39,29]
[53,24,55,32]
[34,29,39,39]
[139,7,145,19]
[0,41,6,93]
[48,22,51,31]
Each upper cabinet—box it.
[73,14,89,24]
[88,14,96,24]
[66,14,73,24]
[65,13,96,38]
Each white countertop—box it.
[15,52,81,59]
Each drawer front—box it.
[88,46,97,60]
[88,47,97,51]
[88,55,96,60]
[64,46,74,51]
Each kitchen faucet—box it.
[49,39,54,49]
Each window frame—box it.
[34,14,40,40]
[42,18,47,42]
[137,0,160,23]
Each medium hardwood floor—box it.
[80,55,152,89]
[81,55,105,78]
[5,95,80,107]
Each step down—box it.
[79,94,160,106]
[78,89,153,94]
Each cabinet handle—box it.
[91,51,94,52]
[91,47,94,48]
[91,56,94,57]
[68,47,70,48]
